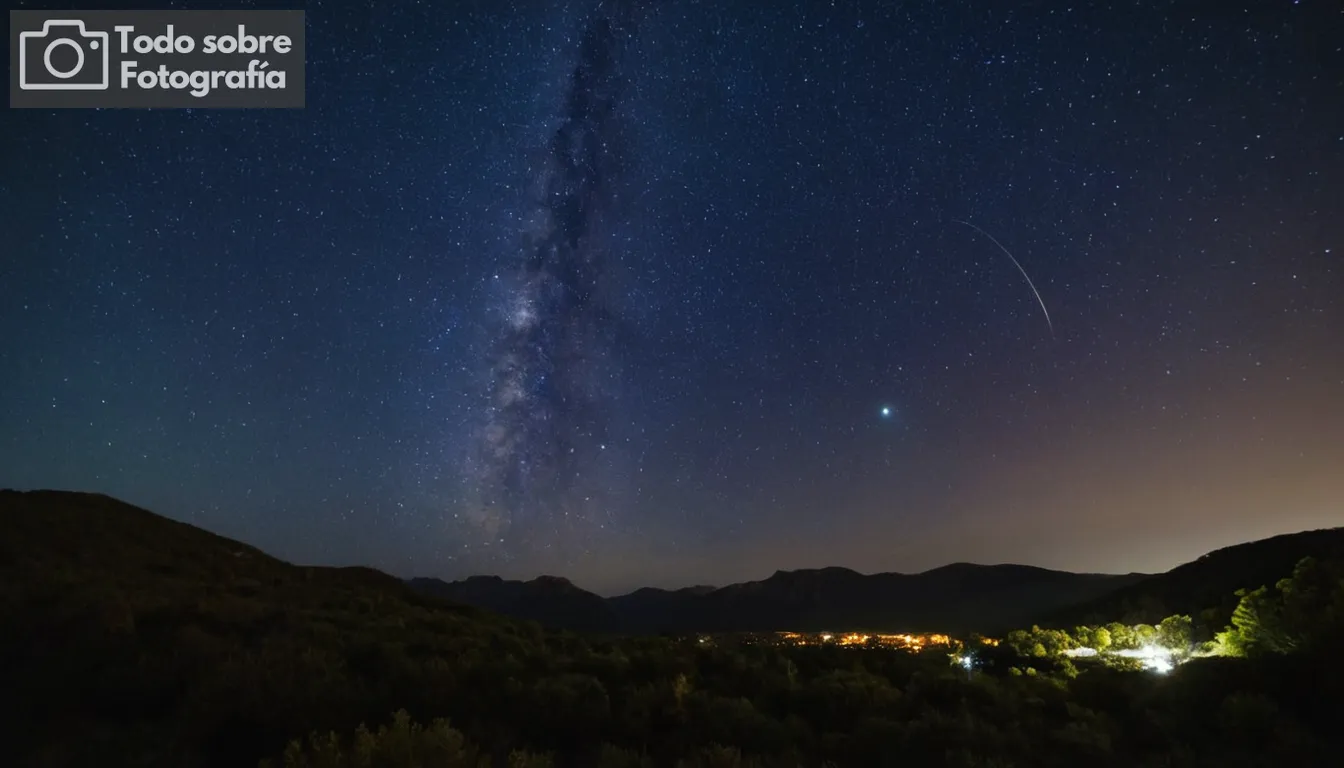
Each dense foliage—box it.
[1046,527,1344,629]
[1214,556,1344,657]
[3,492,1342,767]
[1000,614,1194,659]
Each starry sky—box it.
[3,0,1343,595]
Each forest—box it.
[2,491,1342,767]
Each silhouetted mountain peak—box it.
[758,566,864,587]
[924,561,979,572]
[530,575,580,590]
[774,566,861,578]
[617,584,718,600]
[463,575,505,584]
[622,586,672,598]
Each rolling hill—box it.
[0,489,533,766]
[1045,526,1344,629]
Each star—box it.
[1,0,1339,595]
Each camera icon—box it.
[18,20,110,91]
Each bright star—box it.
[880,406,892,418]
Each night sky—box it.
[3,0,1342,595]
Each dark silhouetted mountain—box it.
[408,573,618,633]
[1046,526,1344,629]
[0,489,518,632]
[412,561,1149,635]
[412,530,1344,635]
[6,489,1341,767]
[0,489,543,765]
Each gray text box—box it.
[10,10,305,109]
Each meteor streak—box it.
[952,219,1055,339]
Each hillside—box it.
[0,490,538,767]
[1046,526,1344,629]
[413,561,1148,635]
[3,489,1342,768]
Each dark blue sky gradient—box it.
[3,0,1342,593]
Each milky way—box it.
[466,0,638,559]
[6,0,1342,596]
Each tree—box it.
[1073,626,1095,649]
[1003,630,1035,657]
[1133,624,1157,647]
[1217,557,1344,657]
[1106,623,1137,651]
[1277,556,1344,652]
[596,744,655,768]
[527,674,612,747]
[1037,627,1076,655]
[267,710,488,768]
[1216,587,1280,657]
[1091,627,1112,653]
[1156,616,1193,656]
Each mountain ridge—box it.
[10,488,1339,640]
[413,559,1152,635]
[5,489,1341,767]
[412,531,1344,635]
